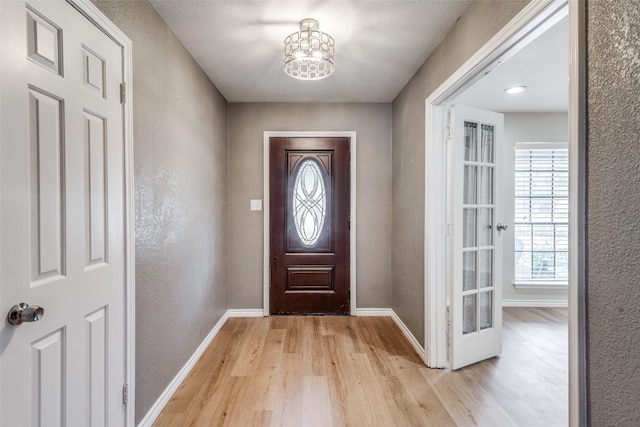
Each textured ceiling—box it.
[147,0,473,102]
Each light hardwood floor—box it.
[154,307,568,426]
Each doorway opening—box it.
[263,131,358,316]
[268,136,351,315]
[424,0,585,424]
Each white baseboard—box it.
[137,310,230,427]
[355,308,393,316]
[357,308,427,363]
[227,309,265,317]
[137,308,272,425]
[503,299,569,308]
[389,309,427,363]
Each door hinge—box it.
[444,127,452,143]
[120,83,126,104]
[444,223,453,236]
[122,383,129,405]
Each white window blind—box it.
[514,145,568,284]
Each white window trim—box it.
[514,281,569,289]
[513,141,568,286]
[515,141,568,150]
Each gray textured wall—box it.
[586,1,640,425]
[391,0,531,346]
[90,1,229,423]
[228,103,392,309]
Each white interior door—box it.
[1,1,127,425]
[449,105,504,370]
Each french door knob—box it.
[7,303,44,325]
[496,223,508,231]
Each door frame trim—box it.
[67,1,135,425]
[263,131,357,316]
[423,0,585,425]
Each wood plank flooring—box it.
[154,307,568,426]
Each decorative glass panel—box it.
[292,160,326,247]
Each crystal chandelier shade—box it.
[283,19,335,80]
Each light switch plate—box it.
[250,199,262,211]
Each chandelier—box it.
[283,18,335,80]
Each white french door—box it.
[1,1,128,425]
[449,105,504,370]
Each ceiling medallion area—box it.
[283,18,335,81]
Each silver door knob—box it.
[496,223,508,231]
[7,303,44,325]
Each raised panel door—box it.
[1,1,127,425]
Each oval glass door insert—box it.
[293,159,326,246]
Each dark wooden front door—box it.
[270,137,350,314]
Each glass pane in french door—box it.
[462,251,476,292]
[479,167,493,205]
[480,124,495,163]
[462,121,496,335]
[478,208,493,247]
[463,208,477,248]
[478,250,493,288]
[464,122,477,161]
[463,294,477,334]
[479,290,493,330]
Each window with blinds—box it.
[514,145,568,284]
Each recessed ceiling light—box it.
[504,86,527,94]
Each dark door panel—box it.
[270,137,350,314]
